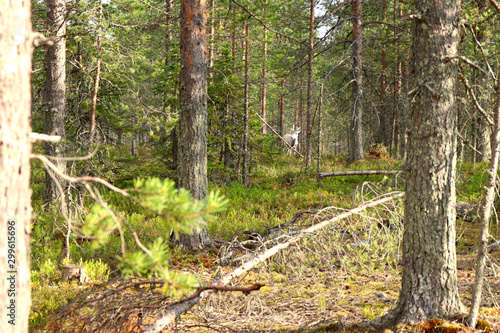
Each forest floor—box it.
[31,151,500,332]
[41,199,500,333]
[164,218,500,333]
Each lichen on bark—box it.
[370,0,464,328]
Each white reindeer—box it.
[283,125,301,155]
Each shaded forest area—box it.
[1,0,500,331]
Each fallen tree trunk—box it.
[318,170,401,180]
[143,191,405,333]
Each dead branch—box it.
[318,170,401,180]
[229,0,301,44]
[458,72,494,130]
[489,0,500,12]
[29,132,61,143]
[32,154,208,222]
[176,283,265,304]
[267,209,317,232]
[32,33,55,47]
[463,24,497,80]
[31,153,133,199]
[143,192,405,333]
[467,72,500,328]
[254,112,304,158]
[457,132,483,156]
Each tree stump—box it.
[62,265,87,283]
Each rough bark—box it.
[44,0,67,206]
[242,21,249,188]
[89,0,102,145]
[477,115,491,162]
[379,48,390,147]
[176,0,211,250]
[316,84,323,184]
[391,0,402,158]
[0,0,33,330]
[349,0,364,162]
[400,57,410,160]
[279,77,285,137]
[231,6,237,72]
[372,0,464,327]
[208,0,214,78]
[261,1,268,135]
[377,1,390,148]
[305,0,315,168]
[165,0,173,76]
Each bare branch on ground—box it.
[143,192,405,333]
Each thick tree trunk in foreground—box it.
[373,0,463,327]
[349,0,364,162]
[44,0,67,206]
[0,0,33,330]
[177,0,211,250]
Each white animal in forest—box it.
[283,125,301,154]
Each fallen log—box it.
[143,191,405,333]
[319,170,401,179]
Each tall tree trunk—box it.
[349,0,364,162]
[467,73,500,328]
[89,0,102,145]
[165,0,179,169]
[378,0,390,147]
[231,6,237,72]
[391,0,402,158]
[44,0,67,207]
[208,0,214,79]
[472,0,490,162]
[372,0,463,327]
[400,56,410,160]
[176,0,211,250]
[242,21,249,187]
[297,77,303,151]
[164,0,173,106]
[261,0,268,134]
[317,84,324,184]
[279,77,286,136]
[478,115,492,162]
[0,0,33,330]
[379,48,390,147]
[305,0,315,167]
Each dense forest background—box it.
[31,0,498,176]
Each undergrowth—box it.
[28,146,500,332]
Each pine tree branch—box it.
[458,72,494,130]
